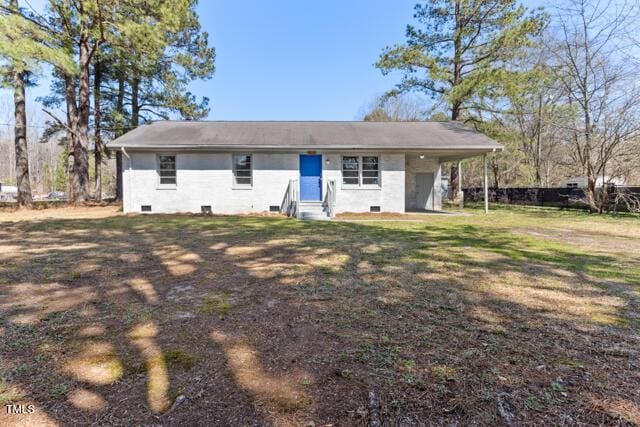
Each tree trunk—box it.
[115,70,125,201]
[448,0,462,201]
[64,75,78,201]
[8,0,31,207]
[585,178,598,213]
[450,0,463,122]
[93,58,102,201]
[448,165,459,201]
[116,69,125,136]
[60,0,76,201]
[131,77,140,127]
[492,158,500,188]
[70,35,92,202]
[115,151,123,200]
[13,69,32,207]
[535,93,543,186]
[581,14,596,213]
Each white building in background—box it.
[0,184,17,202]
[562,176,626,189]
[0,184,17,193]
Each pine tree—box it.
[42,0,214,201]
[377,0,546,199]
[0,0,74,206]
[95,0,215,199]
[377,0,546,120]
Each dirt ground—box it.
[0,206,638,426]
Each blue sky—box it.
[14,0,546,122]
[194,0,415,120]
[195,0,543,120]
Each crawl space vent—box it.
[141,205,152,212]
[370,206,381,213]
[201,205,212,215]
[269,205,280,212]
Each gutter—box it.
[108,145,504,152]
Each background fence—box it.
[463,186,640,211]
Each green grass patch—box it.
[197,293,232,316]
[163,348,196,371]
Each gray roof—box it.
[108,121,503,155]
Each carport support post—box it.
[457,161,464,209]
[483,154,489,214]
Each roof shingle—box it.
[108,120,503,152]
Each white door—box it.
[416,173,434,210]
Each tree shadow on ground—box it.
[0,214,638,425]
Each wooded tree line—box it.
[0,0,214,206]
[370,0,640,213]
[0,99,110,196]
[0,129,70,195]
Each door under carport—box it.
[416,172,435,210]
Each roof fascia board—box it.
[108,145,502,152]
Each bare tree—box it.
[0,96,15,184]
[613,187,640,213]
[549,0,640,213]
[361,94,429,122]
[0,94,71,196]
[501,46,569,187]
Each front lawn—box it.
[0,206,638,425]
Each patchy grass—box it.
[0,205,638,425]
[197,293,232,316]
[163,348,196,371]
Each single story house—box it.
[109,121,502,219]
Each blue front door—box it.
[300,155,322,201]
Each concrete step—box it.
[300,211,330,221]
[299,202,326,214]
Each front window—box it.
[158,155,176,185]
[233,154,252,186]
[342,156,359,185]
[362,156,379,185]
[342,155,379,186]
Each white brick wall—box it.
[123,151,297,214]
[321,152,405,213]
[122,151,431,214]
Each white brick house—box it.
[108,121,502,218]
